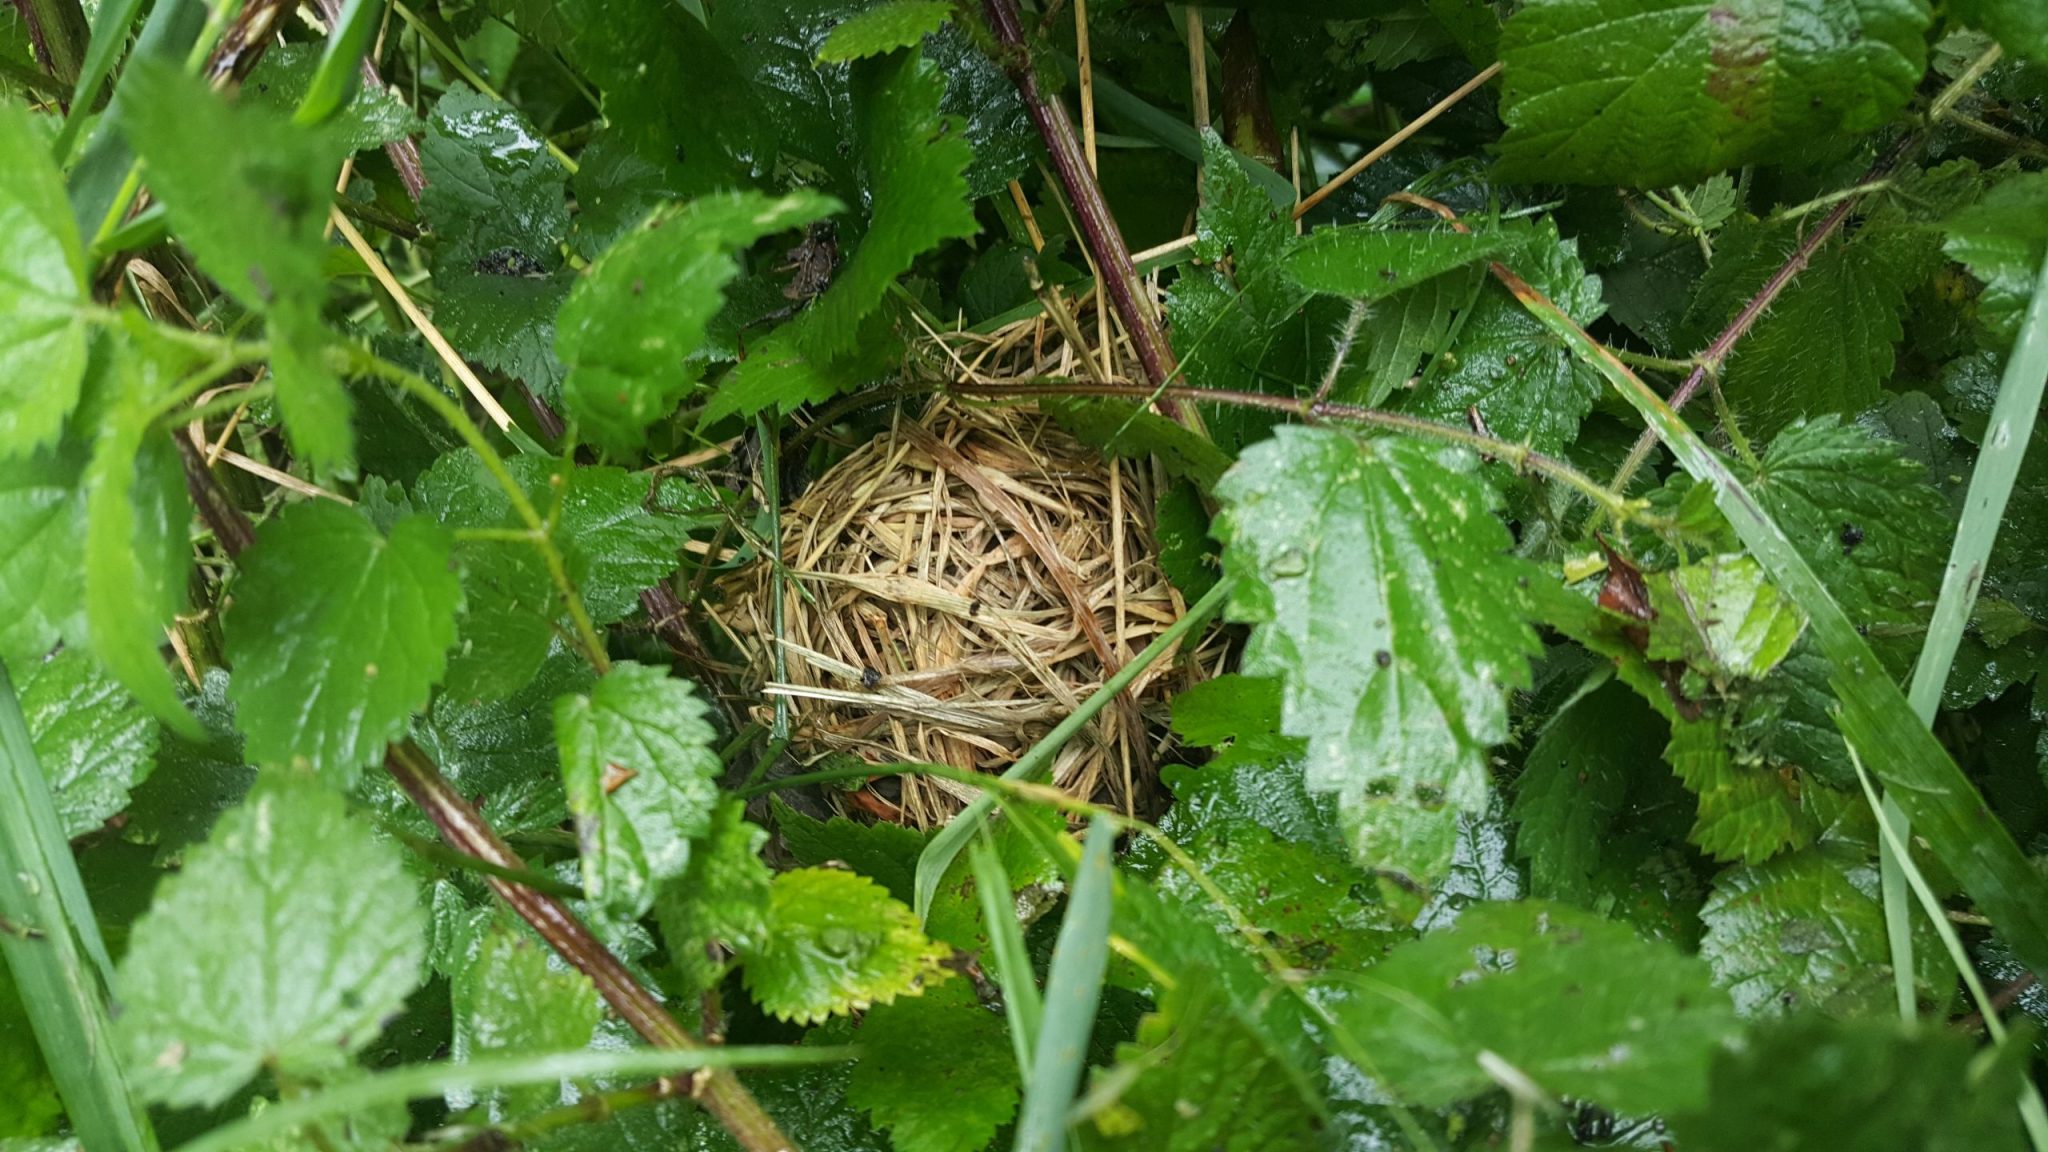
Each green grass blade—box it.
[1013,813,1116,1152]
[1498,266,2048,984]
[972,830,1044,1077]
[51,0,146,162]
[176,1044,852,1152]
[294,0,382,125]
[0,660,156,1152]
[914,579,1229,921]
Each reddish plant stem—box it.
[979,0,1184,414]
[313,0,428,201]
[172,441,795,1152]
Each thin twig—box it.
[1293,62,1501,219]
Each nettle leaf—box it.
[1496,0,1930,186]
[121,60,352,473]
[406,649,590,837]
[243,44,420,154]
[1951,0,2048,64]
[115,771,427,1108]
[1284,227,1509,302]
[1647,553,1806,682]
[1750,416,1949,671]
[845,977,1017,1152]
[655,798,773,998]
[1333,901,1740,1115]
[702,317,902,423]
[420,85,573,395]
[1944,172,2048,346]
[123,668,257,865]
[819,0,952,62]
[447,917,602,1122]
[801,48,977,361]
[18,647,157,837]
[1404,219,1606,455]
[1213,426,1538,892]
[775,799,931,906]
[1333,270,1473,407]
[223,502,461,784]
[0,100,89,458]
[1665,712,1810,864]
[552,662,723,919]
[0,448,85,669]
[1086,973,1326,1151]
[741,867,951,1024]
[1671,1015,2031,1152]
[1167,674,1308,776]
[558,190,838,455]
[1698,843,1937,1017]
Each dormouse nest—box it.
[716,398,1222,827]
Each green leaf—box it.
[1496,0,1930,186]
[222,502,461,785]
[420,85,572,396]
[1167,674,1307,775]
[775,800,930,906]
[1040,398,1233,491]
[1212,426,1538,892]
[0,967,63,1138]
[446,917,602,1122]
[845,978,1017,1152]
[84,342,195,736]
[1016,813,1116,1152]
[1283,227,1509,302]
[1404,220,1606,455]
[1698,844,1937,1017]
[557,190,837,455]
[121,60,352,473]
[552,661,723,919]
[0,449,86,669]
[1192,129,1301,325]
[655,798,773,999]
[701,318,900,424]
[18,647,156,838]
[242,44,420,154]
[1084,972,1326,1151]
[1332,271,1473,407]
[406,649,590,838]
[122,668,256,865]
[0,100,89,458]
[114,770,427,1108]
[1951,0,2048,63]
[1333,901,1740,1115]
[818,0,951,62]
[1645,553,1807,682]
[1945,172,2048,346]
[741,867,951,1025]
[1666,713,1811,864]
[801,49,976,361]
[1670,1014,2030,1152]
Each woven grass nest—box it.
[716,398,1224,827]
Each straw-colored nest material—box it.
[715,398,1224,827]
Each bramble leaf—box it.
[1497,0,1930,186]
[19,647,156,837]
[222,502,461,784]
[558,190,838,455]
[1213,426,1538,892]
[819,0,952,62]
[741,868,951,1024]
[846,978,1017,1152]
[1333,901,1740,1114]
[0,100,89,458]
[114,771,427,1107]
[553,662,722,919]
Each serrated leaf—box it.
[801,49,976,361]
[447,917,602,1122]
[0,448,85,668]
[1193,129,1300,325]
[703,315,900,424]
[18,648,156,838]
[114,771,427,1107]
[122,669,256,865]
[1284,227,1509,301]
[1496,0,1930,186]
[558,190,838,455]
[1404,220,1606,454]
[403,648,592,837]
[1671,1015,2029,1152]
[122,60,352,473]
[1951,0,2048,63]
[819,0,951,62]
[1647,553,1806,681]
[1213,426,1538,891]
[553,662,722,918]
[1945,172,2048,345]
[775,801,930,906]
[741,867,951,1024]
[1040,398,1233,490]
[1333,901,1740,1114]
[655,798,773,998]
[243,44,420,154]
[0,100,89,458]
[420,85,573,395]
[1167,674,1307,774]
[1085,971,1325,1151]
[222,502,461,784]
[846,978,1016,1152]
[84,344,195,736]
[1664,712,1809,864]
[1698,843,1934,1017]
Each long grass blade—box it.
[64,0,205,239]
[1498,265,2048,984]
[51,0,146,161]
[294,0,383,125]
[972,829,1044,1077]
[177,1044,852,1152]
[0,660,156,1152]
[914,578,1229,920]
[1013,813,1116,1152]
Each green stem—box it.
[12,0,89,91]
[381,821,584,899]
